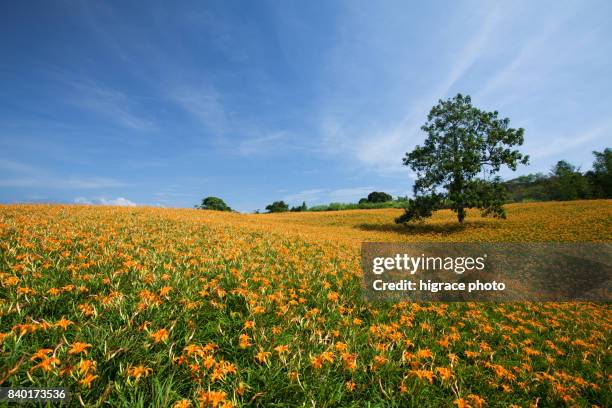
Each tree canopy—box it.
[197,196,232,212]
[265,201,289,213]
[397,94,528,223]
[368,191,393,203]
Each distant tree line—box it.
[503,149,611,202]
[254,148,611,215]
[195,148,610,214]
[257,192,405,213]
[256,192,406,213]
[307,199,407,212]
[308,192,407,212]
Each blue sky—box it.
[1,0,611,212]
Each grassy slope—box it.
[0,200,610,407]
[240,200,612,244]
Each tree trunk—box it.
[457,207,465,223]
[451,128,465,224]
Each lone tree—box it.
[368,191,393,203]
[265,201,289,213]
[397,94,528,224]
[359,191,392,204]
[197,196,232,211]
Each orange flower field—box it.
[0,201,610,407]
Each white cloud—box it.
[74,196,137,206]
[100,197,137,206]
[74,197,93,204]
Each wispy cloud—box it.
[0,176,125,189]
[526,121,612,160]
[169,85,228,135]
[65,79,156,131]
[311,1,601,179]
[0,159,37,174]
[75,196,137,206]
[314,3,505,175]
[475,8,576,104]
[2,1,609,210]
[236,131,299,156]
[168,85,312,157]
[0,159,125,189]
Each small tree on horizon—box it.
[359,191,393,204]
[265,201,289,213]
[197,196,232,211]
[367,191,393,203]
[397,94,529,224]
